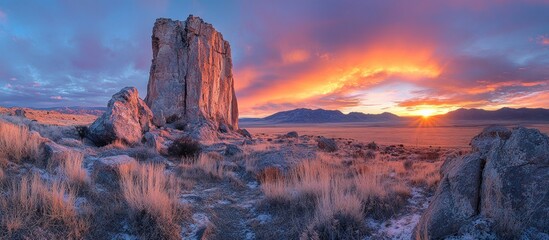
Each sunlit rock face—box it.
[414,126,549,239]
[145,15,239,134]
[88,87,153,146]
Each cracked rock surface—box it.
[145,15,239,135]
[88,87,153,146]
[414,126,549,239]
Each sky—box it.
[0,0,548,117]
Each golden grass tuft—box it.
[258,153,422,238]
[119,162,183,240]
[179,152,225,179]
[0,120,42,163]
[0,167,4,184]
[58,151,90,191]
[301,179,368,239]
[0,174,88,238]
[409,161,442,191]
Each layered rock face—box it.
[145,15,239,132]
[88,87,153,146]
[415,126,549,239]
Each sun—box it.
[418,109,436,118]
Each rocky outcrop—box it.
[317,137,338,152]
[88,87,153,146]
[145,15,239,134]
[415,126,549,239]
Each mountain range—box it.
[240,108,401,123]
[240,107,549,123]
[37,106,107,116]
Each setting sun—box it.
[419,109,436,118]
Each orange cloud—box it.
[236,42,442,117]
[541,36,549,45]
[282,49,310,64]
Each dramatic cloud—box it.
[0,0,548,116]
[233,0,549,116]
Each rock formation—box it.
[145,15,239,134]
[414,126,549,239]
[87,87,153,146]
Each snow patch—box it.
[183,213,212,240]
[247,181,258,189]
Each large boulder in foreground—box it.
[145,15,239,133]
[87,87,153,146]
[414,126,549,239]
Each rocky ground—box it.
[0,109,459,239]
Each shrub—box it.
[403,159,414,170]
[0,174,88,238]
[317,137,338,152]
[366,141,378,150]
[119,163,182,240]
[0,120,42,163]
[75,125,88,139]
[168,137,201,158]
[365,150,376,160]
[419,150,441,161]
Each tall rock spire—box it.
[145,15,239,133]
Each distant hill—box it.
[240,108,402,123]
[240,107,549,124]
[441,107,549,121]
[37,106,107,116]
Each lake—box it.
[240,121,549,148]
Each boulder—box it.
[415,126,549,239]
[480,127,549,235]
[41,141,72,168]
[284,131,299,138]
[469,125,511,153]
[92,155,137,189]
[145,15,239,133]
[317,137,338,152]
[143,131,168,154]
[414,153,484,239]
[87,87,153,146]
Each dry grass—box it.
[301,179,367,240]
[256,151,437,238]
[0,167,4,184]
[179,152,226,180]
[409,161,442,191]
[0,174,88,238]
[0,120,42,163]
[101,139,126,150]
[58,151,90,192]
[118,162,183,240]
[195,153,225,178]
[258,155,408,238]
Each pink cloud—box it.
[541,36,549,45]
[50,96,63,100]
[0,9,6,22]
